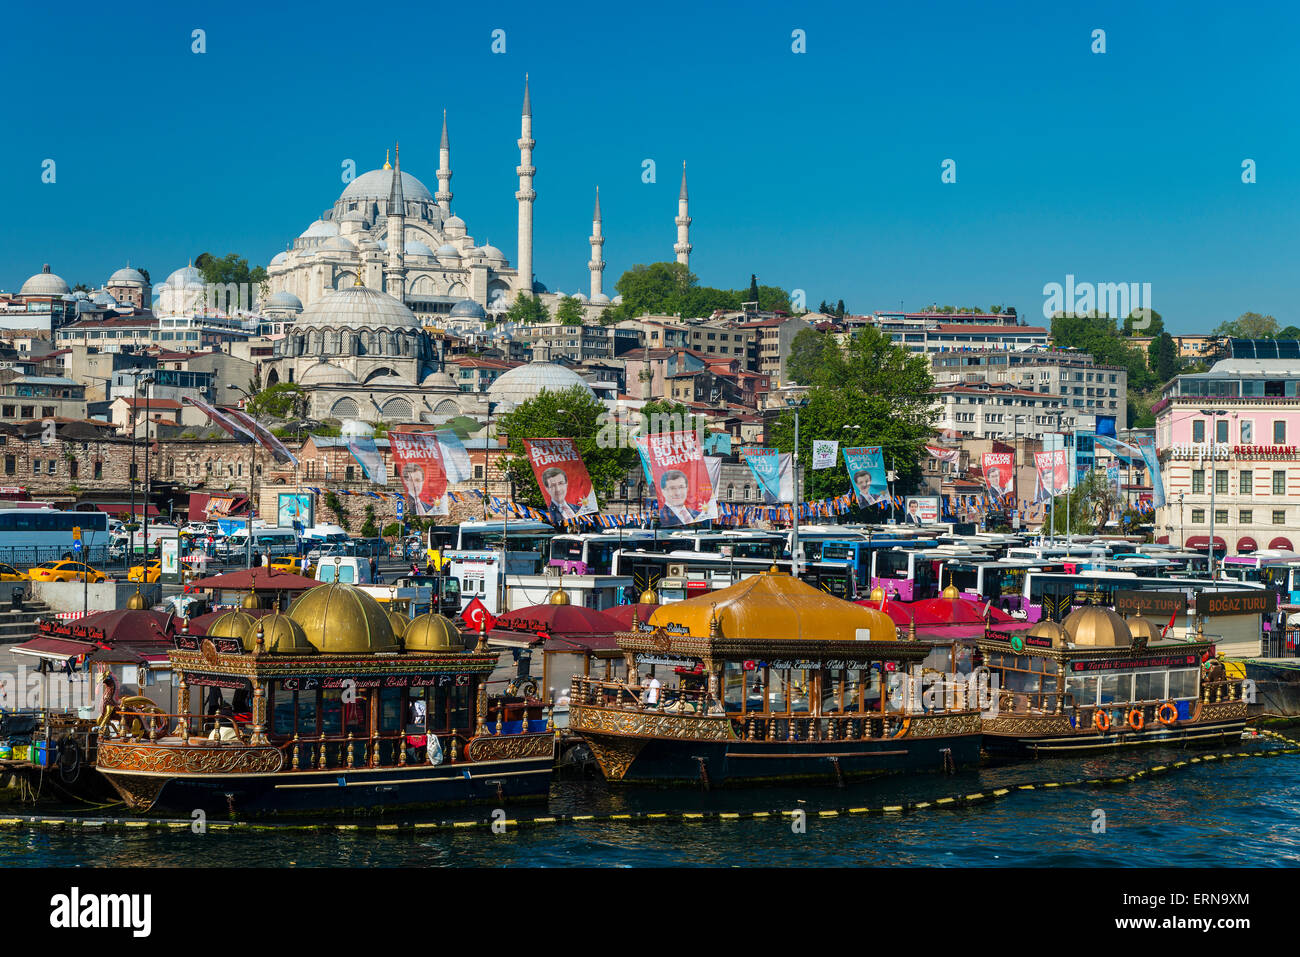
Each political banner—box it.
[646,430,717,527]
[925,444,961,465]
[182,396,256,443]
[436,432,473,484]
[903,496,939,525]
[1094,433,1140,462]
[1107,464,1121,493]
[345,431,387,486]
[1034,449,1068,503]
[982,452,1015,501]
[1136,434,1165,508]
[742,449,794,505]
[843,446,888,506]
[1074,431,1095,489]
[522,438,598,524]
[811,440,839,470]
[634,437,654,487]
[222,406,299,466]
[388,431,450,516]
[703,432,732,455]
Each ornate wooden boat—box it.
[95,583,554,816]
[568,569,982,786]
[970,606,1249,756]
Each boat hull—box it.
[1243,659,1300,718]
[981,701,1249,757]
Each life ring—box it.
[1157,701,1178,725]
[1127,708,1144,731]
[1093,709,1110,732]
[1009,635,1025,654]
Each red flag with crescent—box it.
[461,597,496,633]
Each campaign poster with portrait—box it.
[277,493,313,529]
[982,451,1015,502]
[522,438,598,524]
[646,429,717,527]
[1034,449,1068,503]
[903,496,939,525]
[843,446,887,506]
[388,431,450,516]
[742,448,793,505]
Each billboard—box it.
[811,440,839,470]
[742,448,794,505]
[388,431,450,516]
[645,429,717,527]
[843,446,887,505]
[903,496,939,525]
[277,493,313,529]
[982,451,1015,501]
[522,438,598,524]
[1034,449,1068,503]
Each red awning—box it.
[1270,537,1294,550]
[91,503,160,516]
[1185,536,1226,550]
[1156,535,1170,544]
[11,636,99,661]
[1237,537,1258,553]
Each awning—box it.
[1185,535,1226,550]
[1156,535,1170,544]
[1237,537,1258,553]
[11,636,99,662]
[90,503,160,516]
[1271,537,1294,550]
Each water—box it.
[5,740,1299,867]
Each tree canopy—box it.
[504,293,550,325]
[1214,311,1280,339]
[601,262,790,323]
[786,327,837,386]
[195,252,267,290]
[555,295,585,325]
[247,382,308,419]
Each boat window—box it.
[789,669,811,713]
[450,684,471,731]
[1004,669,1041,694]
[1065,674,1099,707]
[272,686,295,735]
[429,687,448,732]
[1098,673,1133,704]
[1134,670,1166,702]
[767,669,790,713]
[297,691,318,735]
[821,670,844,713]
[344,693,367,734]
[1168,669,1199,699]
[379,687,403,733]
[723,662,745,713]
[321,689,343,735]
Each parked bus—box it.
[1221,552,1300,603]
[1020,570,1268,622]
[453,520,554,554]
[610,548,857,600]
[548,530,664,575]
[0,509,109,566]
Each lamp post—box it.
[1201,408,1228,580]
[843,424,862,529]
[142,375,155,573]
[231,385,260,570]
[785,397,808,578]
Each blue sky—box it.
[2,0,1296,332]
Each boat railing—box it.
[570,676,719,715]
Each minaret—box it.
[588,187,605,302]
[674,162,692,267]
[436,110,453,219]
[515,75,536,297]
[386,142,407,302]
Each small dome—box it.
[287,583,399,654]
[1062,605,1132,648]
[590,293,611,305]
[207,610,255,645]
[296,284,419,331]
[270,252,288,266]
[941,583,961,600]
[1125,615,1161,645]
[164,264,205,289]
[639,588,659,604]
[486,360,597,408]
[444,215,466,230]
[573,292,588,303]
[387,610,409,637]
[404,613,462,653]
[108,266,147,286]
[478,244,506,262]
[405,240,434,257]
[298,361,358,385]
[244,613,315,655]
[266,290,303,312]
[612,294,624,305]
[20,264,71,297]
[320,235,356,252]
[1026,619,1068,648]
[92,291,118,306]
[422,369,458,390]
[549,587,571,606]
[868,585,885,602]
[241,592,261,610]
[299,219,340,239]
[126,588,148,610]
[448,298,486,320]
[435,243,461,259]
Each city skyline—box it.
[2,0,1297,331]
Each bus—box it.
[818,538,937,594]
[610,548,857,600]
[0,509,110,567]
[547,530,663,575]
[453,520,554,554]
[946,559,1063,614]
[1020,570,1268,623]
[1221,552,1300,603]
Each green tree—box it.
[360,504,379,538]
[786,327,835,386]
[1214,311,1280,339]
[1122,308,1164,337]
[247,382,308,419]
[835,299,846,318]
[1046,470,1119,536]
[1278,325,1300,339]
[324,491,350,530]
[555,295,585,325]
[195,252,268,308]
[1148,331,1179,382]
[505,293,550,325]
[747,274,760,303]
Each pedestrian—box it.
[370,555,380,583]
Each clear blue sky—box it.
[2,0,1295,333]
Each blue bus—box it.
[0,509,110,566]
[818,538,939,597]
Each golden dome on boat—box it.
[639,587,659,604]
[207,610,255,647]
[1026,619,1068,648]
[287,583,399,654]
[549,586,571,606]
[647,568,898,641]
[241,591,261,610]
[941,583,961,600]
[868,585,885,602]
[403,613,462,653]
[1125,615,1161,644]
[244,613,315,655]
[126,588,148,611]
[1062,605,1132,648]
[387,610,409,638]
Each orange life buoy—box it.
[1093,709,1110,732]
[1127,708,1144,731]
[1157,701,1178,725]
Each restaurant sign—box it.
[279,674,472,691]
[1071,653,1199,673]
[635,654,699,668]
[1114,590,1187,617]
[1196,590,1276,617]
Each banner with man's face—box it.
[1034,449,1068,503]
[388,431,450,516]
[646,429,717,526]
[843,446,888,506]
[522,438,597,524]
[982,451,1015,502]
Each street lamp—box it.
[1200,408,1229,580]
[785,397,809,578]
[230,384,260,570]
[141,375,155,574]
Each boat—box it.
[971,604,1249,755]
[568,568,982,787]
[94,583,555,816]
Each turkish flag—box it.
[461,597,496,633]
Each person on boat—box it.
[640,673,662,709]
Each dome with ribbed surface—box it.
[339,168,433,204]
[20,265,70,297]
[300,220,339,239]
[1062,605,1132,648]
[287,582,399,654]
[486,360,596,409]
[449,298,486,319]
[265,290,303,312]
[295,284,419,331]
[404,613,462,653]
[207,610,255,646]
[243,612,316,654]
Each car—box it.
[0,563,26,582]
[28,561,107,583]
[270,556,312,576]
[305,543,346,564]
[128,561,161,583]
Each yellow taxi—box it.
[28,561,107,583]
[0,563,26,582]
[270,556,312,576]
[128,561,161,583]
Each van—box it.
[220,527,298,559]
[315,556,374,585]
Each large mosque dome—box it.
[20,265,71,297]
[486,360,597,408]
[295,284,420,331]
[339,168,434,205]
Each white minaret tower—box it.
[436,110,453,219]
[515,75,536,298]
[674,162,692,267]
[386,142,407,302]
[588,187,605,302]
